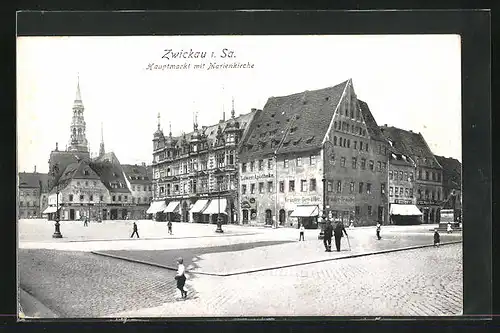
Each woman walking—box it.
[175,257,187,299]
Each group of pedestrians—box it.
[322,220,349,252]
[129,220,174,238]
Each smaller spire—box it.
[75,73,82,101]
[157,112,161,130]
[231,97,235,118]
[169,121,172,137]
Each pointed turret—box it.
[99,122,105,157]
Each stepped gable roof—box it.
[358,100,385,142]
[18,172,49,190]
[122,164,151,184]
[89,159,130,194]
[379,126,442,169]
[434,155,462,188]
[239,81,349,162]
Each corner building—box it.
[150,107,259,223]
[379,126,443,224]
[238,79,390,228]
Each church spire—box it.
[157,112,161,131]
[169,121,172,137]
[99,122,105,157]
[68,74,88,152]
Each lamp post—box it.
[216,176,224,233]
[318,139,334,239]
[52,165,62,238]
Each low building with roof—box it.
[18,167,49,218]
[150,102,259,224]
[434,155,462,222]
[379,126,444,224]
[121,163,154,219]
[238,79,390,228]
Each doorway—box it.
[242,209,249,224]
[279,209,286,226]
[69,209,75,220]
[265,209,272,225]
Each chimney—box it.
[34,165,37,173]
[55,142,59,151]
[384,124,387,127]
[409,130,413,133]
[251,108,257,112]
[142,162,146,167]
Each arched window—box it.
[333,136,337,145]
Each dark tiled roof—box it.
[434,155,462,188]
[239,81,349,162]
[121,164,152,184]
[89,160,131,194]
[379,126,442,169]
[358,100,384,142]
[48,150,91,187]
[18,172,49,190]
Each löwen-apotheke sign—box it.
[241,173,274,181]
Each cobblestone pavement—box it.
[19,243,462,318]
[18,249,185,318]
[110,243,463,317]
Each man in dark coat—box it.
[130,221,139,238]
[323,221,333,252]
[334,220,348,252]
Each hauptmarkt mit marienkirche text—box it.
[145,48,255,71]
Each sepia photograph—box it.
[17,34,463,318]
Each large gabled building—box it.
[379,126,443,224]
[238,79,390,228]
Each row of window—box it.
[19,190,38,196]
[241,179,386,195]
[132,185,152,192]
[389,187,414,198]
[389,170,414,182]
[66,194,153,203]
[158,178,233,196]
[418,169,442,182]
[332,135,370,153]
[338,156,387,172]
[19,201,38,207]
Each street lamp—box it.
[52,165,62,238]
[215,176,224,233]
[318,139,334,239]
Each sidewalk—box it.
[19,288,58,318]
[93,229,462,275]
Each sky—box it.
[17,35,462,174]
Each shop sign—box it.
[395,199,413,204]
[241,173,274,181]
[285,196,321,204]
[329,196,355,204]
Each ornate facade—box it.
[149,103,259,224]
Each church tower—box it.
[99,122,105,157]
[68,75,89,152]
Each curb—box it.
[62,232,259,243]
[92,240,462,277]
[19,288,59,318]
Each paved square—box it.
[18,219,463,318]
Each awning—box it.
[164,201,180,213]
[201,198,227,215]
[146,201,167,214]
[190,199,210,213]
[390,204,422,216]
[290,205,319,217]
[42,206,59,214]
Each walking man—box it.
[376,221,382,240]
[323,221,333,252]
[334,219,348,252]
[175,257,187,299]
[447,222,453,234]
[299,223,305,241]
[130,221,140,238]
[167,220,173,235]
[83,217,88,227]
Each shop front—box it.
[164,201,181,222]
[146,200,167,222]
[190,199,210,223]
[202,198,228,224]
[290,205,320,229]
[389,203,422,225]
